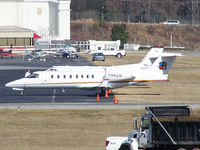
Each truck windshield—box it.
[128,131,137,139]
[141,118,149,131]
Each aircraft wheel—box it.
[100,89,105,96]
[20,91,24,96]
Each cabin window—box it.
[70,75,72,78]
[76,75,78,78]
[57,75,60,79]
[26,73,39,78]
[92,75,94,78]
[63,75,66,79]
[87,75,89,78]
[51,75,53,79]
[81,75,83,78]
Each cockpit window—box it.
[47,68,57,71]
[26,73,39,78]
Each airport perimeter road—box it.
[0,56,114,104]
[0,103,200,109]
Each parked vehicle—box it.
[62,51,78,59]
[90,49,126,58]
[163,20,180,25]
[106,106,200,150]
[92,52,105,61]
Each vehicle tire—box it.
[116,53,122,58]
[177,148,186,150]
[119,145,131,150]
[63,53,70,59]
[72,55,75,59]
[192,148,200,150]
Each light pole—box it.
[101,6,104,28]
[170,34,173,47]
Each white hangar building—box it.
[0,0,71,40]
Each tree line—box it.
[71,0,200,25]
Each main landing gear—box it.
[96,89,113,102]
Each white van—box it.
[163,20,180,25]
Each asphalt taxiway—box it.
[1,50,200,109]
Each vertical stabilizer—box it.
[143,52,183,82]
[140,47,164,70]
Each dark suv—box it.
[92,52,105,61]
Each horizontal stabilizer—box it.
[161,53,183,57]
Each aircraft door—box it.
[42,72,50,82]
[99,67,109,88]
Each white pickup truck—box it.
[89,49,126,58]
[106,130,138,150]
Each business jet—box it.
[5,47,182,99]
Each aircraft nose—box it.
[5,80,24,88]
[5,81,14,87]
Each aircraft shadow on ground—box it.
[115,93,160,96]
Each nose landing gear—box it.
[20,91,24,96]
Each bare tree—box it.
[190,0,200,25]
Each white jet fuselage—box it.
[6,66,135,90]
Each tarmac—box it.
[1,51,200,109]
